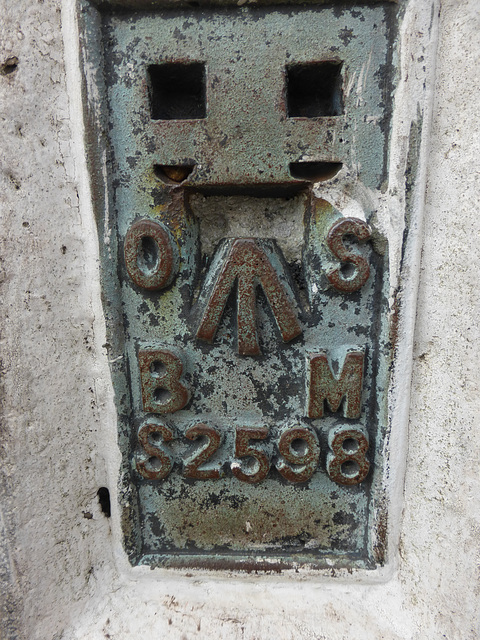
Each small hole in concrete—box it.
[1,56,18,76]
[97,487,111,517]
[289,161,342,182]
[148,63,206,120]
[341,460,359,477]
[287,62,343,117]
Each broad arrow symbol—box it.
[196,238,302,356]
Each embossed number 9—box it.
[276,427,320,483]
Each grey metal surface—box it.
[80,0,397,570]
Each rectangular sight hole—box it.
[287,61,343,117]
[148,63,206,120]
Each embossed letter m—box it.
[307,351,365,419]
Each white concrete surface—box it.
[0,0,479,638]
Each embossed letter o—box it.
[124,219,177,291]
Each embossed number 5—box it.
[231,427,270,484]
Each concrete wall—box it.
[0,0,479,638]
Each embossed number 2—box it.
[184,424,223,479]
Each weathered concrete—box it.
[0,0,479,638]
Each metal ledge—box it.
[90,0,397,9]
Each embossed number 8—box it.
[326,426,370,485]
[136,420,174,480]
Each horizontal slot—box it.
[154,164,195,184]
[289,162,343,182]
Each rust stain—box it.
[138,348,190,413]
[197,238,302,355]
[276,427,320,483]
[327,427,370,486]
[389,291,401,352]
[124,218,176,290]
[326,217,372,293]
[373,499,388,565]
[231,426,270,484]
[307,351,364,419]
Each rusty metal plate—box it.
[80,0,398,570]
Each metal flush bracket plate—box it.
[78,0,435,571]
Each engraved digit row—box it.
[135,423,369,486]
